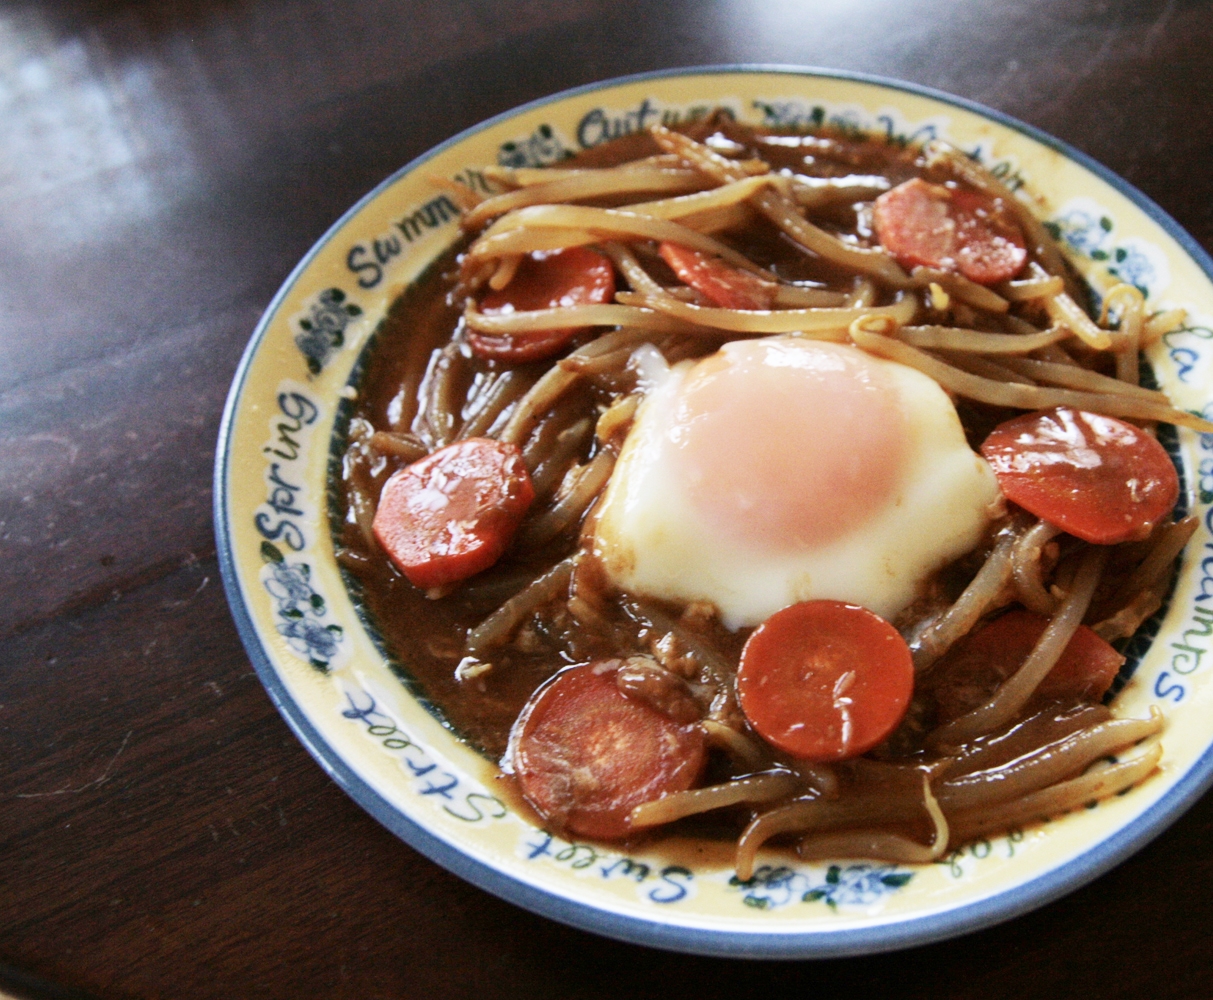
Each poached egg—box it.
[591,337,1001,630]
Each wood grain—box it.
[2,1,1212,996]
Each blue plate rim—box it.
[214,63,1213,959]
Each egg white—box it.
[591,337,1002,630]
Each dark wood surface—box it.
[4,1,1213,997]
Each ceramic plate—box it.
[214,67,1213,958]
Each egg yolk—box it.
[668,339,909,550]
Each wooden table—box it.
[4,1,1212,996]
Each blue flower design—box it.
[264,560,314,615]
[1047,207,1113,258]
[1046,204,1165,298]
[803,864,914,908]
[729,863,913,911]
[260,541,343,671]
[278,616,342,662]
[1108,244,1156,295]
[729,866,806,909]
[295,287,361,375]
[498,124,569,169]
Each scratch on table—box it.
[1143,0,1177,55]
[24,433,81,466]
[162,574,210,609]
[1036,21,1121,118]
[14,730,133,799]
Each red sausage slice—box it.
[737,601,914,761]
[371,438,534,589]
[470,247,616,363]
[929,609,1125,722]
[980,406,1179,544]
[658,242,778,310]
[873,177,1027,285]
[510,662,707,839]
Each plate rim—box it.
[213,63,1213,959]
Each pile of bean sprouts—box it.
[339,117,1204,874]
